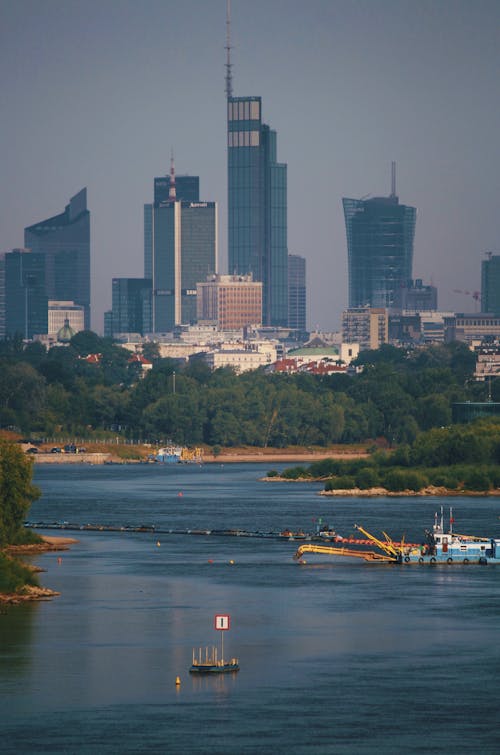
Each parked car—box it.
[26,447,38,454]
[50,447,62,453]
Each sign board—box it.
[214,614,231,630]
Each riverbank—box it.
[29,445,370,465]
[263,478,500,496]
[0,535,76,604]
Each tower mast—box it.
[169,149,176,201]
[390,161,397,198]
[225,0,233,99]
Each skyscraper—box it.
[343,166,416,309]
[111,278,152,336]
[481,253,500,314]
[4,249,48,339]
[24,188,91,328]
[144,161,217,333]
[225,8,288,327]
[288,254,307,333]
[227,98,288,327]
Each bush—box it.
[0,552,39,593]
[267,469,279,478]
[324,475,356,491]
[281,466,309,480]
[462,467,492,492]
[381,468,429,493]
[355,467,380,489]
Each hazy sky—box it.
[1,0,499,333]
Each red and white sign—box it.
[214,614,231,630]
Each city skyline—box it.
[1,0,499,333]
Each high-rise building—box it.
[24,188,90,329]
[342,306,389,351]
[481,253,500,314]
[4,249,48,339]
[288,254,307,333]
[227,95,288,327]
[144,161,217,333]
[197,273,262,331]
[110,278,152,336]
[343,166,416,309]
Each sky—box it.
[1,0,499,334]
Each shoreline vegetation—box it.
[265,419,500,497]
[0,535,76,604]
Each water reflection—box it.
[0,603,37,678]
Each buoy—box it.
[57,557,62,565]
[175,676,181,686]
[208,559,213,564]
[178,492,183,497]
[229,560,235,565]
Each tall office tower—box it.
[4,249,48,339]
[225,7,288,327]
[144,161,217,333]
[0,254,5,339]
[197,273,262,330]
[111,278,152,336]
[227,97,288,327]
[144,173,201,281]
[343,165,416,309]
[288,254,307,333]
[24,188,91,329]
[481,253,500,314]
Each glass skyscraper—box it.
[111,278,152,336]
[227,96,288,327]
[144,172,217,333]
[481,254,500,314]
[343,190,416,309]
[5,249,48,339]
[24,188,91,329]
[288,254,307,333]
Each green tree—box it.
[0,441,41,545]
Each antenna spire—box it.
[169,149,176,200]
[225,0,233,99]
[390,161,397,198]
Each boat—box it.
[189,646,239,674]
[294,507,500,565]
[399,508,500,565]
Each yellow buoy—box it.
[175,676,181,686]
[156,541,161,547]
[229,560,235,565]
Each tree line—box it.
[277,419,500,493]
[0,333,489,448]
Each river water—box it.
[1,463,500,754]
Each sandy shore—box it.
[204,450,369,464]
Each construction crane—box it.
[452,289,481,311]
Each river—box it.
[1,463,499,754]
